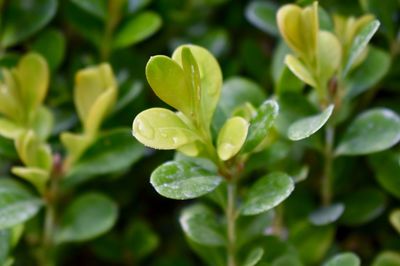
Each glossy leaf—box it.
[323,252,361,266]
[0,179,43,230]
[0,0,57,47]
[114,12,162,48]
[241,172,294,215]
[309,203,345,226]
[389,209,400,234]
[179,204,225,246]
[245,1,278,36]
[288,104,334,141]
[217,117,249,160]
[243,100,279,152]
[150,161,222,200]
[335,108,400,156]
[132,108,199,150]
[343,20,380,75]
[56,193,118,243]
[242,247,264,266]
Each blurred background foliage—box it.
[0,0,399,265]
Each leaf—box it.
[11,167,49,194]
[288,104,334,141]
[343,20,380,75]
[318,31,341,83]
[243,100,279,153]
[245,1,278,36]
[0,0,57,47]
[284,55,316,87]
[56,192,118,243]
[145,56,192,116]
[345,46,391,99]
[323,252,361,266]
[242,247,264,266]
[0,178,43,230]
[31,29,66,71]
[241,172,294,216]
[0,118,23,140]
[31,106,54,141]
[179,204,225,246]
[372,251,400,266]
[150,160,222,200]
[114,11,162,48]
[63,128,145,187]
[340,188,386,225]
[309,203,345,226]
[368,151,400,199]
[132,108,199,150]
[389,209,400,234]
[217,117,249,161]
[237,211,274,248]
[272,254,303,266]
[124,220,159,260]
[172,45,223,126]
[0,230,11,265]
[335,108,400,156]
[70,0,107,20]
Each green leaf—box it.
[125,220,159,260]
[0,119,23,140]
[217,117,249,161]
[309,203,345,226]
[150,161,222,200]
[288,104,334,141]
[335,108,400,156]
[70,0,107,20]
[11,167,49,194]
[272,254,303,266]
[172,45,223,126]
[237,211,274,248]
[323,252,361,266]
[31,29,66,71]
[345,47,391,99]
[241,172,294,216]
[389,209,400,234]
[245,1,278,36]
[132,108,199,150]
[368,151,400,199]
[343,20,380,75]
[145,56,192,116]
[179,204,225,246]
[372,251,400,266]
[242,247,264,266]
[0,179,43,230]
[31,106,54,141]
[285,55,316,87]
[0,0,57,47]
[243,100,279,153]
[0,230,11,265]
[340,188,386,225]
[56,192,118,243]
[64,128,145,187]
[114,11,162,48]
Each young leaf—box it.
[335,108,400,156]
[245,1,278,36]
[288,104,334,141]
[0,119,23,140]
[309,203,345,226]
[132,108,199,150]
[242,247,264,266]
[0,179,43,230]
[179,204,225,246]
[114,11,162,48]
[389,209,400,234]
[11,167,49,194]
[318,31,341,83]
[243,100,279,152]
[56,193,118,243]
[217,117,249,161]
[284,55,317,87]
[0,0,57,48]
[31,106,54,141]
[150,161,222,200]
[241,172,294,216]
[323,252,361,266]
[343,20,380,75]
[172,45,223,126]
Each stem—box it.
[322,125,334,206]
[226,183,237,266]
[100,0,123,60]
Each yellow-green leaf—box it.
[60,132,91,166]
[0,118,23,139]
[132,108,199,150]
[285,55,316,87]
[217,117,249,161]
[318,31,341,83]
[11,167,49,194]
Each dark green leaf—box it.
[56,192,118,243]
[125,220,159,260]
[70,0,107,20]
[245,1,278,36]
[32,29,66,71]
[150,161,222,200]
[241,172,294,216]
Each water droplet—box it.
[134,118,154,140]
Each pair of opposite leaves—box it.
[133,45,249,161]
